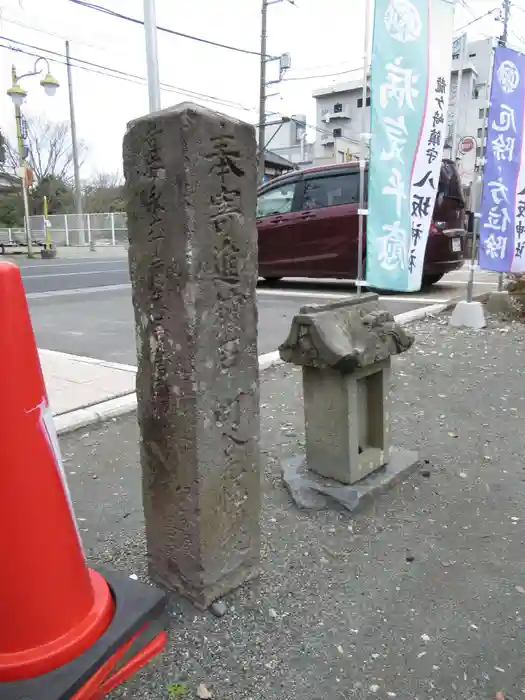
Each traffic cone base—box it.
[0,570,114,683]
[0,569,167,700]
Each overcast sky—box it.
[0,0,517,179]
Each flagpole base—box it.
[449,300,486,329]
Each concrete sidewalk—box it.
[40,349,136,416]
[53,245,128,258]
[61,310,525,700]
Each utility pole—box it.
[143,0,161,112]
[501,0,510,45]
[258,0,268,185]
[65,41,87,248]
[258,0,292,183]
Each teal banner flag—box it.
[366,0,456,291]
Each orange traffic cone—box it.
[0,261,167,699]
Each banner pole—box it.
[450,33,467,162]
[466,218,479,303]
[356,0,371,296]
[466,106,488,303]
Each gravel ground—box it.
[61,310,525,700]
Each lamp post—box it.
[6,58,60,258]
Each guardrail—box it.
[0,212,128,248]
[0,228,45,253]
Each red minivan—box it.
[256,160,466,288]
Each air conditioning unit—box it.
[330,109,351,120]
[321,133,334,145]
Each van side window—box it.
[256,182,297,218]
[302,172,360,210]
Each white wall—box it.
[314,87,365,162]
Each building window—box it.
[357,97,371,108]
[333,102,343,113]
[477,127,482,138]
[333,128,342,138]
[479,108,485,118]
[476,146,482,157]
[473,87,479,99]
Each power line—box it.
[282,67,362,82]
[458,0,479,20]
[1,14,366,97]
[0,16,112,54]
[287,60,361,73]
[0,24,363,97]
[7,12,355,81]
[1,36,358,152]
[0,36,257,114]
[68,0,274,59]
[455,5,499,32]
[511,2,525,14]
[1,35,361,151]
[3,13,359,84]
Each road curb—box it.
[55,290,489,437]
[54,393,138,435]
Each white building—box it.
[311,36,495,184]
[312,79,367,165]
[263,115,314,168]
[447,37,494,183]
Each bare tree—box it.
[5,117,87,184]
[83,171,125,213]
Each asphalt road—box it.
[13,255,498,364]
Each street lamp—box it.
[6,57,60,258]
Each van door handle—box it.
[298,212,315,219]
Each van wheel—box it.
[263,277,282,284]
[422,273,444,287]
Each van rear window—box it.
[439,159,465,205]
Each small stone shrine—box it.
[279,293,418,511]
[123,103,260,609]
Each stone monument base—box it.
[282,447,419,512]
[486,290,512,314]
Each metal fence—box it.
[0,212,128,247]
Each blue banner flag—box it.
[366,0,456,291]
[478,47,525,273]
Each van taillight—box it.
[430,221,445,235]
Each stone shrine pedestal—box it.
[279,294,419,512]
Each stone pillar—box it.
[123,103,260,609]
